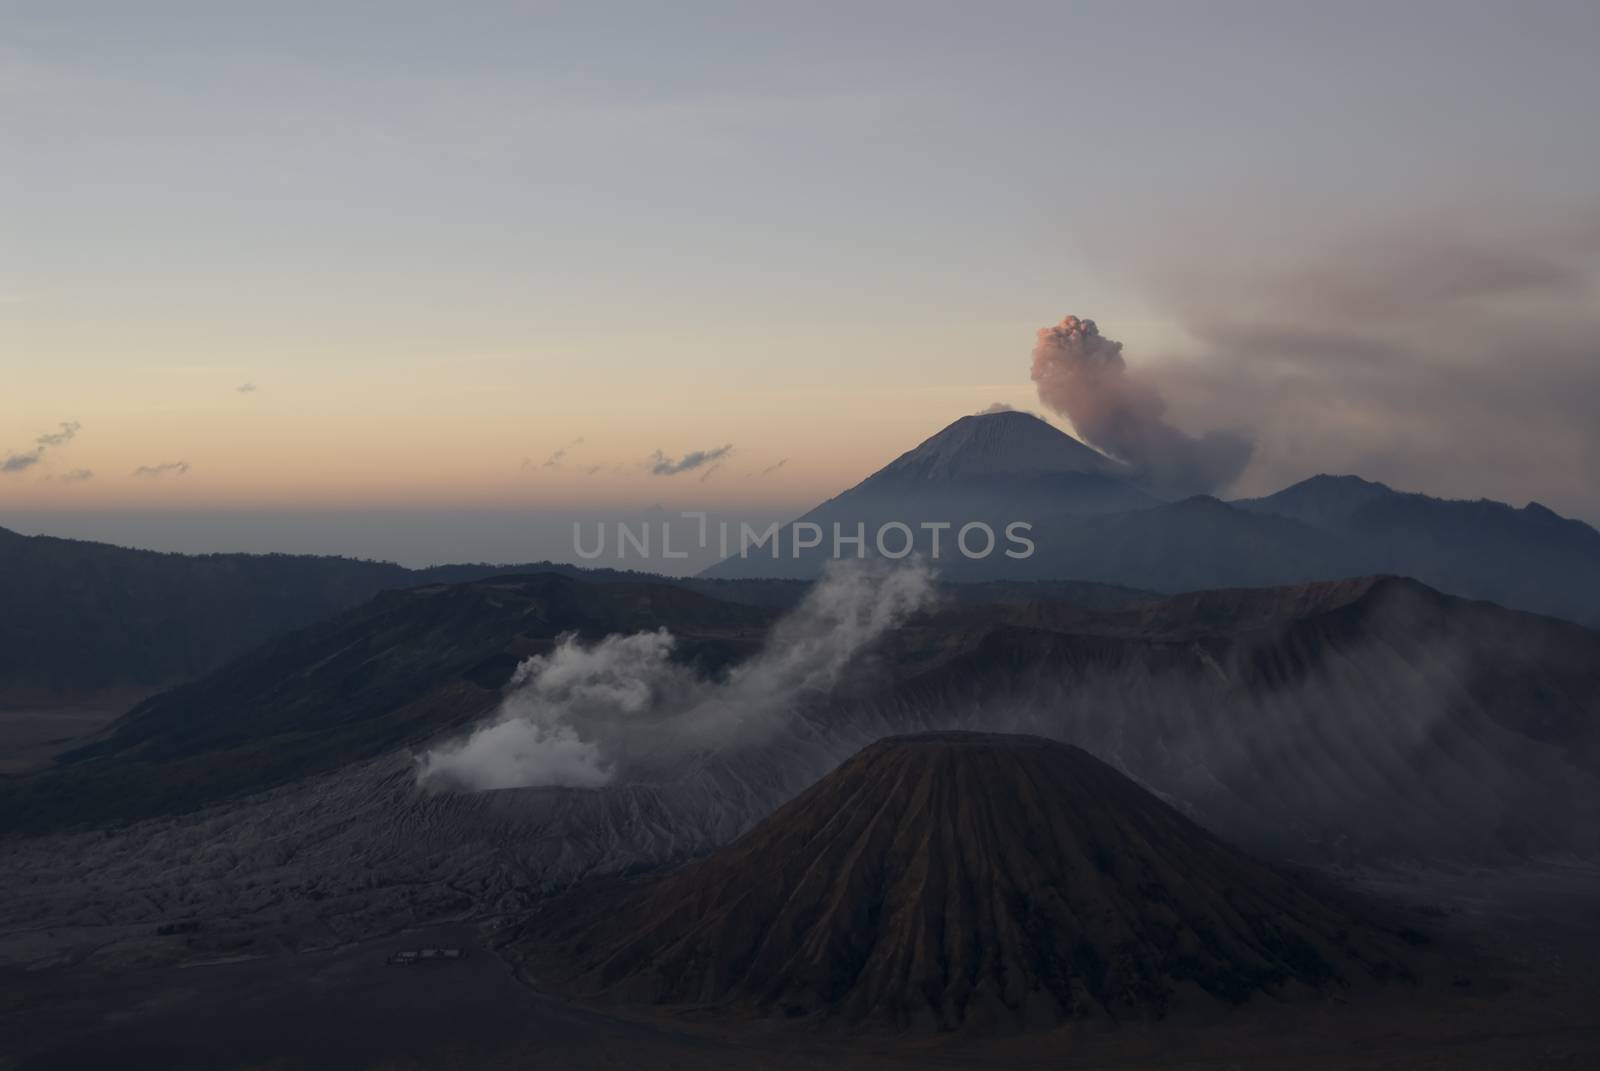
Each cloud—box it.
[1100,211,1600,519]
[132,461,190,478]
[416,560,936,790]
[541,435,585,469]
[978,401,1014,414]
[1031,317,1252,497]
[749,457,789,478]
[0,452,40,474]
[524,436,586,471]
[36,422,81,448]
[2,421,81,475]
[236,382,257,394]
[648,443,732,476]
[49,468,93,483]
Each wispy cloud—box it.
[36,422,81,448]
[2,421,81,475]
[237,382,257,394]
[748,457,789,478]
[132,461,190,478]
[50,468,94,483]
[543,435,585,469]
[648,443,732,476]
[522,436,587,471]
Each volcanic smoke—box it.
[1031,316,1252,497]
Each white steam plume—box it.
[416,560,936,791]
[1031,315,1253,498]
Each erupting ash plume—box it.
[416,561,936,791]
[1031,316,1253,497]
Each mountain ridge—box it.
[7,569,1597,865]
[0,519,1155,704]
[704,413,1600,626]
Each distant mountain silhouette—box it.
[702,413,1600,626]
[1237,475,1600,626]
[702,412,1158,579]
[974,494,1357,589]
[0,525,575,700]
[1235,473,1396,528]
[0,523,1151,703]
[519,732,1423,1031]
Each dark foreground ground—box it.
[4,864,1599,1070]
[0,692,150,777]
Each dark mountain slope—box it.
[0,528,407,698]
[0,522,1149,702]
[0,574,775,833]
[4,577,1598,979]
[5,574,1597,869]
[871,575,1600,860]
[520,733,1422,1031]
[1237,475,1600,626]
[701,416,1600,628]
[0,525,581,700]
[678,575,1154,612]
[697,415,1370,589]
[973,495,1367,588]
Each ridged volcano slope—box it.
[522,732,1420,1031]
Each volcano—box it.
[701,412,1600,626]
[520,732,1421,1031]
[702,411,1157,578]
[860,409,1124,483]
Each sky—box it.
[4,1,1599,564]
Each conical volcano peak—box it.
[698,408,1157,580]
[519,731,1423,1032]
[868,409,1125,485]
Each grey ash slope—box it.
[519,732,1424,1032]
[4,573,1599,978]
